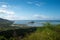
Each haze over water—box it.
[14,20,60,26]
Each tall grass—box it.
[21,23,60,40]
[0,22,60,40]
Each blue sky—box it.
[0,0,60,20]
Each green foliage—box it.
[0,36,7,40]
[21,23,60,40]
[9,37,16,40]
[0,22,60,40]
[21,28,58,40]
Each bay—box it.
[14,20,60,26]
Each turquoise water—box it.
[14,20,60,26]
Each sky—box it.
[0,0,60,20]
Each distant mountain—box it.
[0,18,14,27]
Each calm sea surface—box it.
[14,20,60,26]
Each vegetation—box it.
[0,18,60,40]
[21,23,60,40]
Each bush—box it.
[21,28,58,40]
[0,36,7,40]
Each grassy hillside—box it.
[21,23,60,40]
[0,22,60,40]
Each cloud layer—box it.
[27,1,45,7]
[0,2,58,20]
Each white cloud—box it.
[0,4,16,20]
[0,5,28,20]
[0,4,29,20]
[0,10,15,20]
[32,14,60,20]
[0,2,57,20]
[33,14,49,20]
[0,8,52,20]
[8,15,28,20]
[0,7,28,20]
[0,9,14,15]
[27,1,45,7]
[1,5,8,8]
[0,2,8,9]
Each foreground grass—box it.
[0,23,60,40]
[21,23,60,40]
[21,28,58,40]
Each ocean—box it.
[14,20,60,26]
